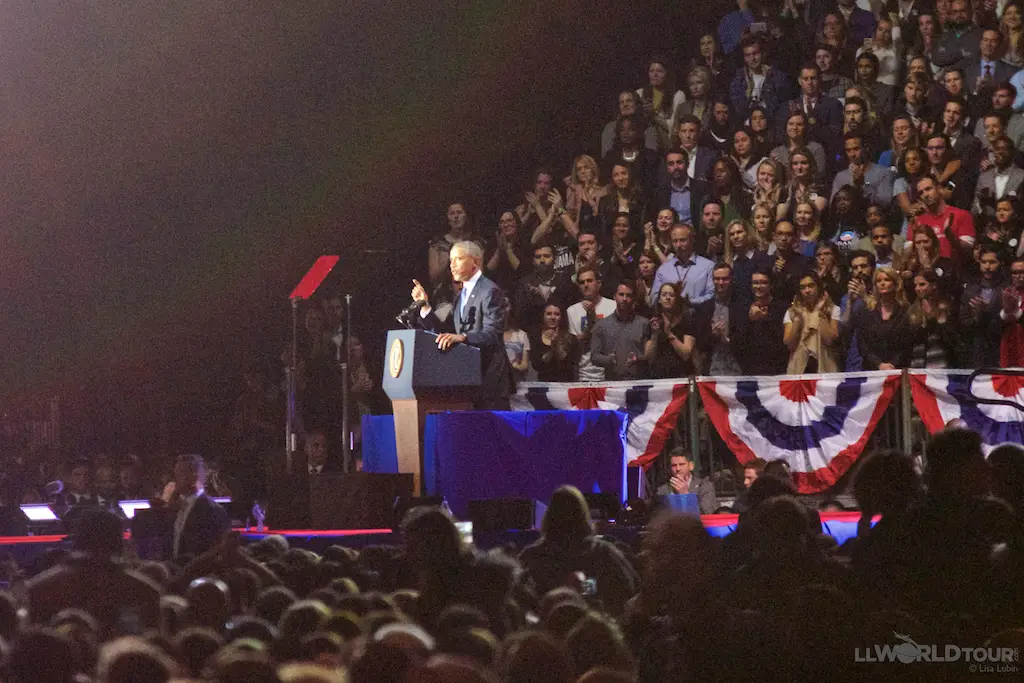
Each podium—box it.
[382,329,481,494]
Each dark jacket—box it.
[174,494,230,560]
[422,273,514,410]
[732,298,789,375]
[852,304,915,369]
[652,177,709,228]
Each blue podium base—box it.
[361,410,628,518]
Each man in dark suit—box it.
[302,428,342,475]
[412,241,513,410]
[171,454,230,560]
[776,63,843,163]
[653,146,708,229]
[961,29,1016,99]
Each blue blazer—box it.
[421,273,512,409]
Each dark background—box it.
[0,0,731,455]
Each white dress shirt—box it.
[459,269,483,318]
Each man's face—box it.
[534,173,553,195]
[713,267,733,297]
[845,103,864,129]
[926,137,947,166]
[305,433,328,467]
[174,460,200,497]
[577,270,601,300]
[851,256,874,282]
[994,139,1014,167]
[871,227,893,254]
[449,246,478,282]
[981,30,1000,60]
[666,152,688,181]
[533,247,554,273]
[678,122,699,148]
[994,88,1014,110]
[702,204,723,230]
[904,80,924,104]
[980,252,1001,279]
[815,49,833,74]
[917,178,940,208]
[774,222,795,251]
[944,70,964,95]
[614,284,635,316]
[799,69,820,97]
[69,465,90,494]
[713,103,729,124]
[670,456,690,477]
[743,467,759,489]
[120,467,140,492]
[671,227,694,258]
[618,92,637,116]
[943,102,963,131]
[743,43,763,70]
[950,0,969,23]
[985,116,1005,143]
[578,233,598,259]
[844,137,864,165]
[95,467,117,498]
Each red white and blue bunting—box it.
[909,369,1024,452]
[510,380,689,468]
[697,372,902,493]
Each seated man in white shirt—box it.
[567,266,616,381]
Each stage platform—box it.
[0,512,868,568]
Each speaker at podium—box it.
[382,329,481,494]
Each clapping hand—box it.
[749,303,767,321]
[548,189,564,210]
[847,278,864,300]
[1003,288,1020,315]
[669,472,691,494]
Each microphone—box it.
[405,300,427,316]
[397,300,427,326]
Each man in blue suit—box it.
[411,241,512,410]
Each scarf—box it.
[786,306,839,374]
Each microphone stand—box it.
[341,294,353,473]
[285,298,299,475]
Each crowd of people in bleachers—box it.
[422,0,1024,383]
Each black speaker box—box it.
[467,498,547,532]
[310,473,414,529]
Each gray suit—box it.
[973,164,1024,218]
[655,476,717,514]
[421,272,513,410]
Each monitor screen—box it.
[118,500,151,519]
[213,497,231,505]
[20,504,58,522]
